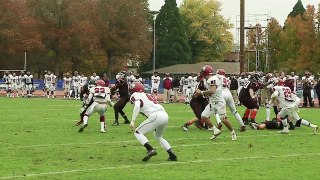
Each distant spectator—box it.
[302,71,315,107]
[315,77,320,107]
[163,73,172,104]
[102,73,110,87]
[172,76,180,102]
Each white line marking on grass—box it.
[1,152,320,179]
[1,132,314,150]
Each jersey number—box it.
[282,88,292,98]
[146,94,159,104]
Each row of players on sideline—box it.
[69,66,318,161]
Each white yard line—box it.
[1,152,319,179]
[1,132,313,150]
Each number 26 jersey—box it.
[130,92,165,117]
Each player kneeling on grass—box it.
[129,82,177,162]
[78,80,113,133]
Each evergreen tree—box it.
[288,0,306,18]
[155,0,192,69]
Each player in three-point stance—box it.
[129,82,177,162]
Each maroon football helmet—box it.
[200,65,213,77]
[216,69,226,76]
[130,82,144,93]
[95,80,106,87]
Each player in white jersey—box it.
[78,80,114,133]
[216,69,246,131]
[126,71,135,88]
[18,71,26,97]
[150,72,161,99]
[134,73,143,83]
[180,75,190,104]
[72,71,81,99]
[190,73,198,95]
[289,72,299,93]
[129,82,177,162]
[195,65,237,140]
[10,73,19,98]
[3,71,12,97]
[24,71,34,98]
[90,73,100,82]
[63,73,72,99]
[237,72,249,95]
[271,81,318,134]
[44,71,56,99]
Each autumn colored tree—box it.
[180,0,233,63]
[0,0,43,70]
[93,0,153,77]
[266,18,282,71]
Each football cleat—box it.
[78,124,88,132]
[76,120,83,126]
[124,121,130,124]
[100,129,106,133]
[231,130,237,141]
[182,124,188,131]
[113,121,120,126]
[168,154,177,161]
[240,125,246,132]
[142,149,157,162]
[278,127,289,134]
[210,129,221,140]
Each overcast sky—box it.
[149,0,320,41]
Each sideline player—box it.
[44,71,56,99]
[11,73,19,98]
[150,72,160,100]
[129,82,177,162]
[72,71,81,99]
[63,73,72,99]
[25,71,34,98]
[18,71,26,97]
[78,80,113,133]
[3,71,13,97]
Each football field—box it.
[0,97,319,179]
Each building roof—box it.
[143,62,240,75]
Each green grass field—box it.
[0,97,320,179]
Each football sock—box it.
[249,110,257,120]
[134,132,148,145]
[243,109,251,119]
[215,113,221,125]
[301,119,316,128]
[144,143,153,151]
[281,119,288,127]
[100,116,105,129]
[233,111,245,126]
[83,115,89,125]
[273,106,279,115]
[265,106,270,121]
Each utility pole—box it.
[240,0,245,73]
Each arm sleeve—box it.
[131,100,141,124]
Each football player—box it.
[194,65,237,140]
[90,73,100,82]
[24,71,34,98]
[72,71,81,100]
[150,72,160,100]
[180,74,190,105]
[129,82,177,162]
[182,74,210,131]
[63,73,72,99]
[10,73,19,98]
[44,71,56,99]
[111,72,130,125]
[18,71,26,97]
[271,79,318,134]
[216,69,246,131]
[3,71,13,97]
[78,80,113,133]
[238,73,262,125]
